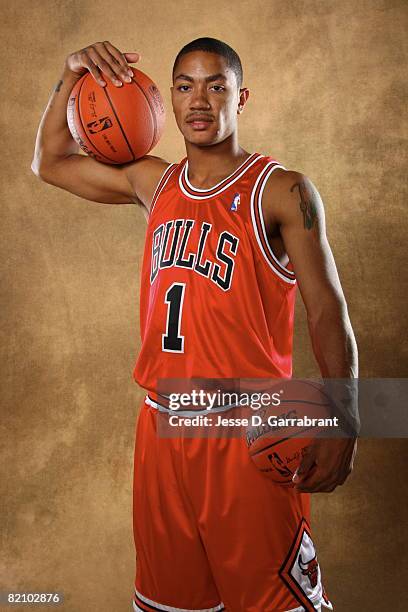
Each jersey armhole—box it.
[250,161,297,285]
[149,163,178,216]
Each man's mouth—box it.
[186,115,214,130]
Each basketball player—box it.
[32,38,358,612]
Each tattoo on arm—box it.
[290,181,317,230]
[54,80,63,93]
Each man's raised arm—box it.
[31,41,169,210]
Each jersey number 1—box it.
[162,282,186,352]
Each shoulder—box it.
[255,156,304,199]
[124,155,176,211]
[260,164,325,222]
[263,166,320,204]
[124,155,173,188]
[259,162,309,197]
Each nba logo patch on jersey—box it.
[230,193,240,211]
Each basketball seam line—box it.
[103,86,135,161]
[131,78,157,154]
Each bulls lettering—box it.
[150,219,239,291]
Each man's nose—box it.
[189,85,211,109]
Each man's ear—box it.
[237,87,250,114]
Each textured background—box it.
[1,0,407,610]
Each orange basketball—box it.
[245,381,333,486]
[67,67,165,165]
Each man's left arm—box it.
[263,170,359,493]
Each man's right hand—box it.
[64,41,140,88]
[31,41,170,211]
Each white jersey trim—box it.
[149,163,178,216]
[250,162,297,285]
[179,154,264,200]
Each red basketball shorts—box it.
[132,397,333,612]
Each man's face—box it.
[171,51,244,146]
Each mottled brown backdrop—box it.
[1,0,407,610]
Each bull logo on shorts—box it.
[298,554,319,588]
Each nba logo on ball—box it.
[230,193,240,211]
[245,380,332,486]
[87,117,113,134]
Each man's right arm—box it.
[31,41,170,211]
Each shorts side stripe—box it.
[134,589,225,612]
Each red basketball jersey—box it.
[133,153,297,398]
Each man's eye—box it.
[211,85,225,92]
[178,85,190,92]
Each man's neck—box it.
[184,136,251,190]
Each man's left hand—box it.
[292,437,358,493]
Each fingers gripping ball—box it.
[67,68,165,164]
[245,381,332,486]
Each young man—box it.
[32,37,358,612]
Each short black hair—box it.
[172,37,243,89]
